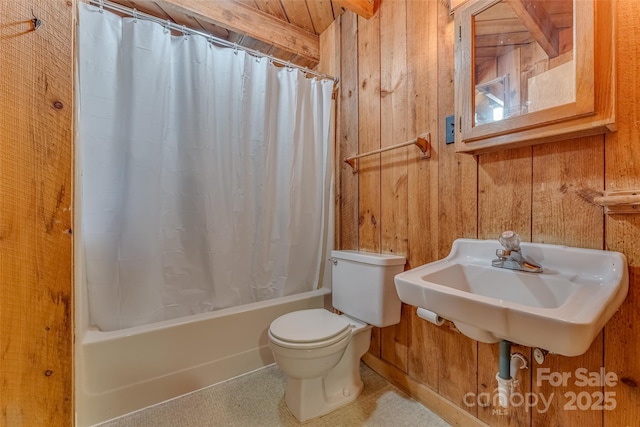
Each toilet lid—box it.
[269,309,351,343]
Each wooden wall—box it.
[328,1,640,426]
[1,0,637,425]
[0,1,74,426]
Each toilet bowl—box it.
[268,250,405,422]
[268,309,372,421]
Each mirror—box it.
[472,0,574,126]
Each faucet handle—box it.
[499,231,521,251]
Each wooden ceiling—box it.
[109,0,376,68]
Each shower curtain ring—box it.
[164,19,170,34]
[132,8,138,22]
[98,0,104,13]
[182,25,188,39]
[233,43,238,55]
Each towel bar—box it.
[344,133,431,172]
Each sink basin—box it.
[394,239,628,356]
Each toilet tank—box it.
[331,250,406,327]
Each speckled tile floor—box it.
[97,362,451,427]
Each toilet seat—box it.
[269,309,352,350]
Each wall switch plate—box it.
[445,115,455,144]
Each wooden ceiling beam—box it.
[332,0,377,19]
[155,0,319,63]
[504,0,559,58]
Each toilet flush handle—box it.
[329,257,338,266]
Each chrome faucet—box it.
[491,231,543,273]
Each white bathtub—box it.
[74,146,336,425]
[75,288,330,426]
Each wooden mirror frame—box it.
[454,0,615,154]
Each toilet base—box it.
[283,318,372,422]
[285,375,363,422]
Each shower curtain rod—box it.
[86,0,339,85]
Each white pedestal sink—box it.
[394,239,628,356]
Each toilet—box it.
[268,250,406,422]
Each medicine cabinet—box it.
[453,0,615,154]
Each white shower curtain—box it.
[77,3,334,331]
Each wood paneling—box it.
[405,0,441,393]
[356,10,380,255]
[331,0,640,426]
[378,0,408,258]
[378,0,409,372]
[306,0,336,35]
[478,148,532,242]
[3,0,635,423]
[604,1,640,425]
[0,1,74,425]
[406,0,438,271]
[281,0,315,33]
[356,9,381,357]
[337,12,359,252]
[318,15,340,266]
[253,0,287,21]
